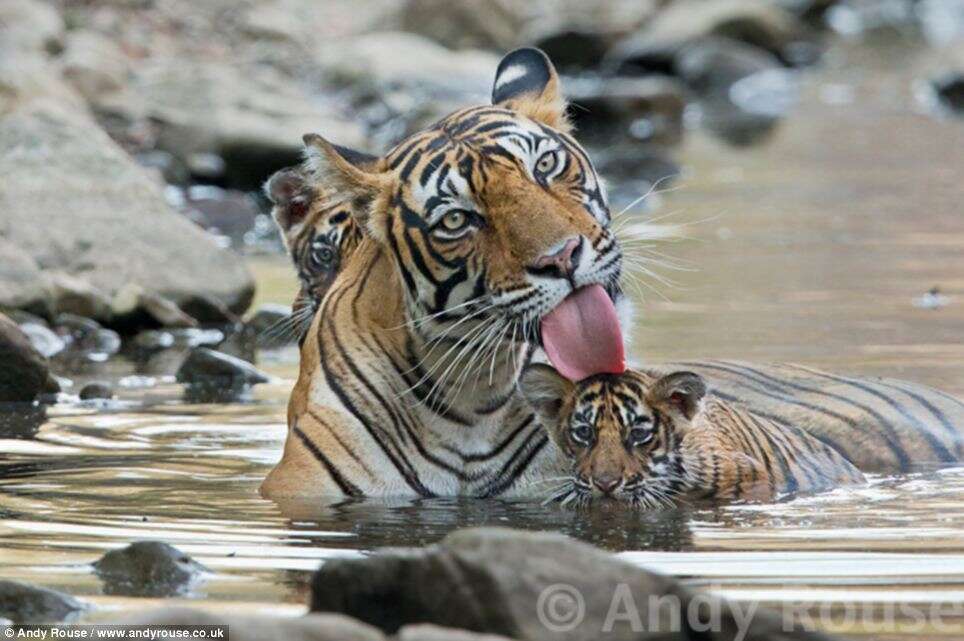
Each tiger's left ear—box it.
[302,133,389,231]
[491,48,571,133]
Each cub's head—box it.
[520,365,708,508]
[300,48,622,356]
[264,156,371,336]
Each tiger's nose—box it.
[593,474,622,495]
[532,237,581,275]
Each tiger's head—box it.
[301,48,625,387]
[521,364,708,508]
[264,157,370,337]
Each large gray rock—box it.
[0,95,254,325]
[311,527,839,641]
[60,30,130,102]
[0,0,64,55]
[109,607,386,641]
[95,59,367,189]
[0,580,86,624]
[0,313,59,402]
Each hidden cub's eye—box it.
[535,151,558,175]
[311,243,336,268]
[570,423,593,446]
[628,427,653,447]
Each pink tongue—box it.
[541,284,626,381]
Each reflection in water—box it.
[0,40,962,639]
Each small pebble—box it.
[79,382,114,400]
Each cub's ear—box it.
[647,372,707,422]
[491,47,570,133]
[302,134,388,231]
[520,363,574,446]
[264,167,312,238]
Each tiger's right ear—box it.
[520,364,574,447]
[302,134,388,231]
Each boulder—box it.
[608,0,813,71]
[0,313,59,402]
[109,607,385,641]
[94,541,208,598]
[0,580,86,624]
[566,75,687,145]
[95,60,367,190]
[311,527,838,641]
[17,321,66,358]
[60,30,129,102]
[676,37,784,96]
[316,32,498,143]
[395,0,527,51]
[0,0,64,55]
[176,347,269,402]
[0,98,254,325]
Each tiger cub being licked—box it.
[520,364,866,508]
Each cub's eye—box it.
[311,243,336,268]
[535,151,558,175]
[570,423,593,446]
[628,427,653,447]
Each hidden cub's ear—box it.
[520,363,574,446]
[646,372,707,423]
[302,134,388,231]
[491,47,570,133]
[264,167,312,243]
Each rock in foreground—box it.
[311,527,839,641]
[176,347,270,402]
[0,580,86,624]
[0,313,59,402]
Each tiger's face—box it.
[264,164,366,337]
[302,48,622,363]
[521,365,708,508]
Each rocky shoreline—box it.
[0,527,840,640]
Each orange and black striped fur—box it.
[261,48,622,498]
[264,159,369,341]
[523,365,867,507]
[522,363,964,507]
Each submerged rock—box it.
[79,381,114,401]
[566,75,687,145]
[311,527,836,640]
[932,72,964,115]
[94,541,208,598]
[109,607,385,641]
[0,313,59,402]
[0,580,86,624]
[176,347,269,402]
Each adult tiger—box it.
[262,48,629,498]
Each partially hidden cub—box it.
[520,364,866,508]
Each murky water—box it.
[2,41,963,638]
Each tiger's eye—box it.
[442,211,467,231]
[312,245,335,266]
[628,427,653,447]
[536,152,557,174]
[570,423,593,445]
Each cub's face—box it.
[264,165,365,337]
[521,366,707,508]
[301,48,622,345]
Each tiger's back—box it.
[666,360,964,473]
